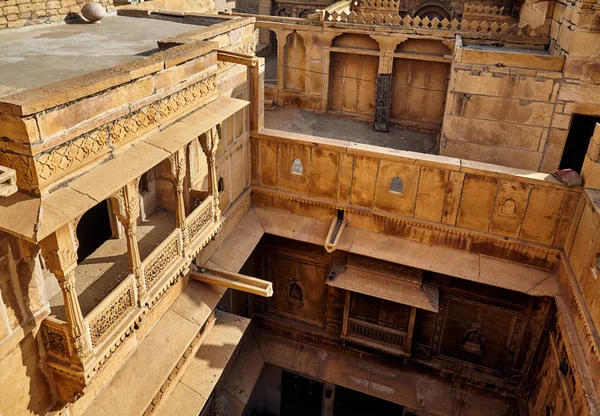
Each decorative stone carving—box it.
[109,178,146,301]
[81,3,106,23]
[159,77,217,120]
[32,77,217,188]
[88,279,135,348]
[36,128,109,182]
[200,127,221,223]
[143,231,182,290]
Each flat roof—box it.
[0,15,199,97]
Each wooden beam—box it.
[217,51,258,67]
[191,267,273,297]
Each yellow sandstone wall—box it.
[440,42,564,171]
[0,0,113,29]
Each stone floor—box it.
[265,107,438,153]
[50,210,176,319]
[0,16,199,97]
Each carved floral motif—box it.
[36,128,108,181]
[32,76,217,187]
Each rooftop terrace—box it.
[0,15,199,97]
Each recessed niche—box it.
[292,158,303,175]
[289,281,303,301]
[218,177,224,194]
[500,198,516,216]
[389,176,403,194]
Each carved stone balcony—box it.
[41,197,221,401]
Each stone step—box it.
[264,99,276,111]
[155,312,251,416]
[81,281,226,416]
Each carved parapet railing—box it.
[85,275,137,350]
[142,229,184,294]
[187,196,215,243]
[321,12,544,37]
[190,189,211,211]
[321,0,353,15]
[463,4,506,16]
[42,317,73,363]
[463,3,513,22]
[351,0,400,11]
[343,318,410,357]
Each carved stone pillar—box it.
[200,127,221,222]
[168,149,189,251]
[110,178,145,301]
[40,225,91,368]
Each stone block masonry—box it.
[0,0,113,29]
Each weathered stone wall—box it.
[0,233,54,415]
[0,0,113,29]
[251,129,578,268]
[114,0,214,15]
[440,44,564,171]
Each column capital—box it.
[200,127,220,158]
[109,178,141,226]
[40,224,78,277]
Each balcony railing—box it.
[85,275,137,350]
[142,229,184,293]
[343,317,410,357]
[41,193,220,382]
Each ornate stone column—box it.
[40,224,91,369]
[168,148,189,251]
[110,178,146,301]
[200,127,221,223]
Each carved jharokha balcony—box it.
[42,194,220,392]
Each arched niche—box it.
[76,200,112,262]
[395,38,452,55]
[284,32,306,91]
[414,2,451,20]
[332,33,380,51]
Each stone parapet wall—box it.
[0,0,113,29]
[251,129,579,268]
[0,233,54,415]
[0,13,255,195]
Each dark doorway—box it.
[333,385,404,416]
[76,200,112,262]
[560,114,600,173]
[281,371,323,416]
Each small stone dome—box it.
[81,3,106,23]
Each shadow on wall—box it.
[0,234,54,414]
